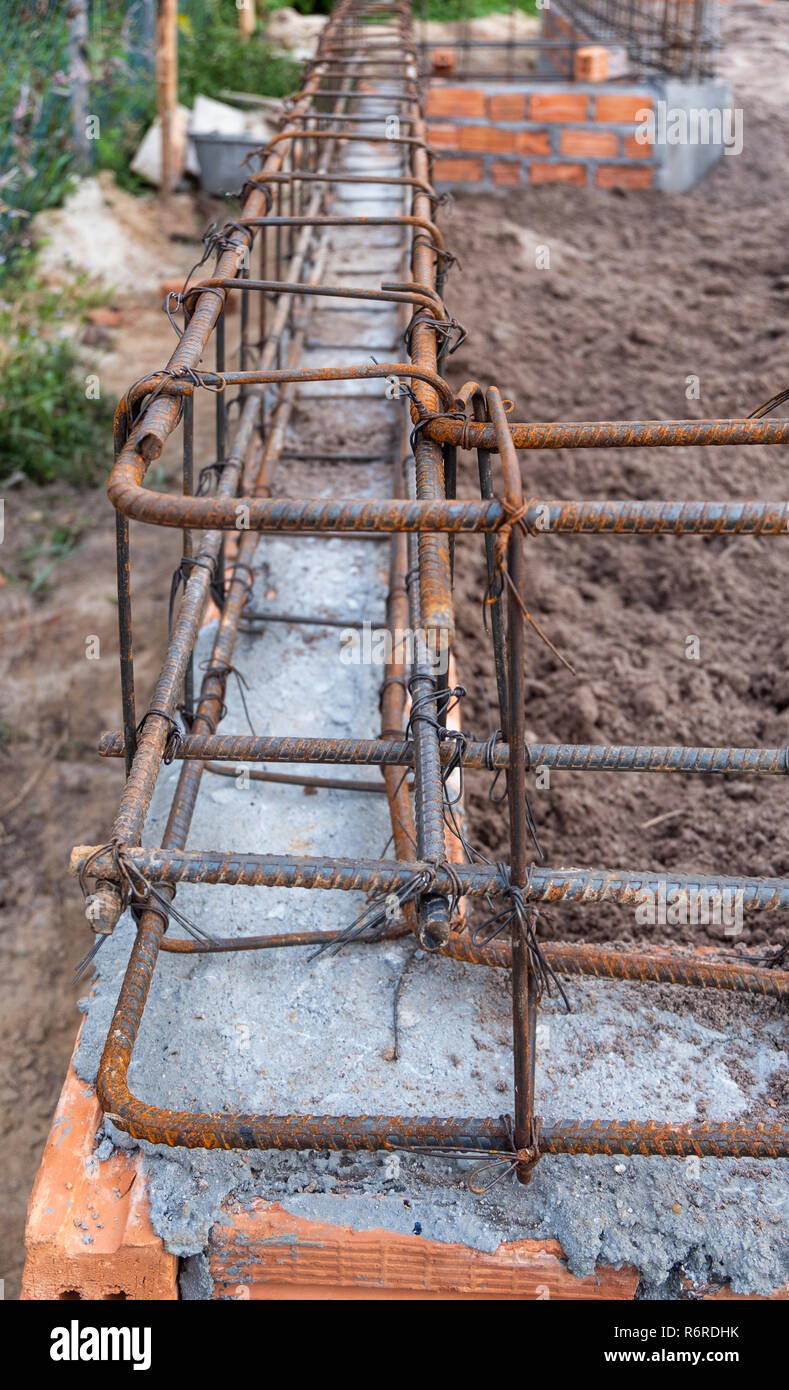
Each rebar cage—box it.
[411,0,719,83]
[72,0,788,1177]
[563,0,719,79]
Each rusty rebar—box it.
[97,732,789,775]
[72,0,789,1171]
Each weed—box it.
[0,256,114,485]
[17,517,89,596]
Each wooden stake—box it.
[238,0,257,41]
[156,0,178,197]
[68,0,90,173]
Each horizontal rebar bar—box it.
[98,732,789,775]
[154,924,789,998]
[106,486,789,535]
[442,937,789,998]
[72,845,789,912]
[427,416,789,451]
[204,763,387,794]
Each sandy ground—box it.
[0,0,786,1297]
[443,0,789,950]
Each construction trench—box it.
[47,0,788,1297]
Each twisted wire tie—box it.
[406,1114,539,1194]
[197,659,256,738]
[489,496,577,676]
[196,460,230,496]
[411,233,460,275]
[74,838,219,981]
[135,708,183,765]
[168,553,217,636]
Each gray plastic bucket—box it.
[191,132,264,196]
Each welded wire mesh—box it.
[412,0,718,81]
[413,1,545,82]
[562,0,719,78]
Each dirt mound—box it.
[443,0,789,948]
[33,172,194,293]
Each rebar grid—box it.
[561,0,719,79]
[73,0,788,1174]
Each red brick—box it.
[623,133,653,159]
[559,127,618,158]
[428,124,458,149]
[425,86,486,120]
[595,164,654,189]
[431,48,456,78]
[86,306,123,327]
[208,1201,642,1300]
[22,1060,177,1301]
[516,128,551,155]
[432,156,485,183]
[529,91,589,122]
[491,161,522,186]
[529,162,587,186]
[457,124,518,154]
[594,93,653,124]
[574,45,610,82]
[488,92,526,122]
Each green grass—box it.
[0,263,114,486]
[263,1,538,16]
[18,518,88,596]
[412,1,538,16]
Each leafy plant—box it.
[0,0,74,278]
[0,334,113,486]
[413,1,537,16]
[0,265,114,486]
[177,5,301,107]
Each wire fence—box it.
[0,0,298,279]
[0,0,155,276]
[412,0,719,81]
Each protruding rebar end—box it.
[417,897,451,952]
[84,880,125,936]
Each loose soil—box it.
[442,0,789,947]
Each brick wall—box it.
[427,84,658,191]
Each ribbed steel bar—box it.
[424,416,789,451]
[71,845,789,912]
[442,936,789,998]
[378,415,420,942]
[487,384,538,1183]
[104,489,789,535]
[389,43,454,950]
[97,733,789,774]
[151,926,789,999]
[97,910,787,1157]
[204,763,387,794]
